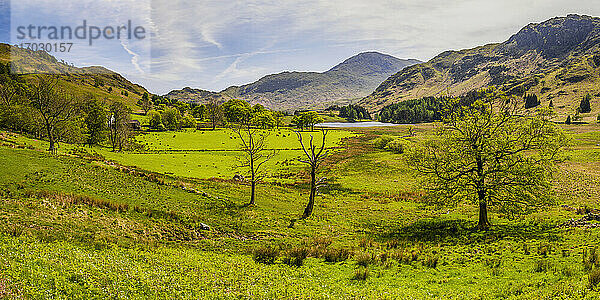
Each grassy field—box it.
[1,123,600,299]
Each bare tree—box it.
[27,76,79,153]
[296,129,329,218]
[233,124,277,206]
[206,98,223,130]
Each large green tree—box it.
[27,76,81,153]
[408,95,568,230]
[223,99,251,124]
[84,97,107,147]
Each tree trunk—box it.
[45,122,55,153]
[250,180,256,206]
[303,168,316,218]
[477,190,490,230]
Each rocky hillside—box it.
[164,87,230,104]
[167,52,420,111]
[0,43,150,108]
[361,14,600,121]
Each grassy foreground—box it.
[0,124,600,299]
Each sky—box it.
[2,0,600,95]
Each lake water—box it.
[317,121,400,128]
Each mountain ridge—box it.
[166,52,421,111]
[360,14,600,120]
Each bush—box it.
[584,247,599,271]
[384,138,410,154]
[423,256,439,268]
[148,110,164,131]
[181,115,197,128]
[355,251,373,267]
[371,135,395,149]
[252,245,280,264]
[352,267,369,281]
[533,259,553,272]
[589,268,600,290]
[283,247,309,267]
[323,248,351,263]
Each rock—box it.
[233,174,245,181]
[199,223,210,231]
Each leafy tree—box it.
[161,107,182,130]
[296,129,329,218]
[580,94,592,113]
[138,92,153,115]
[147,110,165,131]
[223,99,251,124]
[298,111,323,131]
[233,125,277,206]
[108,102,131,152]
[251,110,275,129]
[292,114,305,131]
[84,97,107,146]
[192,104,205,119]
[0,73,31,133]
[206,98,223,130]
[566,115,572,124]
[27,76,81,153]
[380,96,445,124]
[273,111,285,129]
[181,114,197,128]
[339,104,371,121]
[408,96,568,230]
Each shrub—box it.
[148,110,165,131]
[252,245,280,264]
[387,239,400,249]
[589,268,600,290]
[323,248,350,263]
[358,237,374,249]
[355,251,373,267]
[352,267,369,281]
[283,247,309,267]
[423,256,439,268]
[533,259,553,272]
[384,138,410,154]
[371,135,395,149]
[584,247,599,271]
[180,115,197,128]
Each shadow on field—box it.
[375,218,561,244]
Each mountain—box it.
[361,14,600,120]
[0,43,150,108]
[164,87,229,104]
[166,52,420,111]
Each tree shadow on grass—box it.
[373,218,562,245]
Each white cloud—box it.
[9,0,600,94]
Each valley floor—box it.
[1,124,600,299]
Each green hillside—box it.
[361,15,600,122]
[0,43,150,109]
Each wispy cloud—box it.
[5,0,600,94]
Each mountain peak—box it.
[501,14,600,58]
[328,52,421,74]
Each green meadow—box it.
[1,123,600,299]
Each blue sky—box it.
[2,0,600,95]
